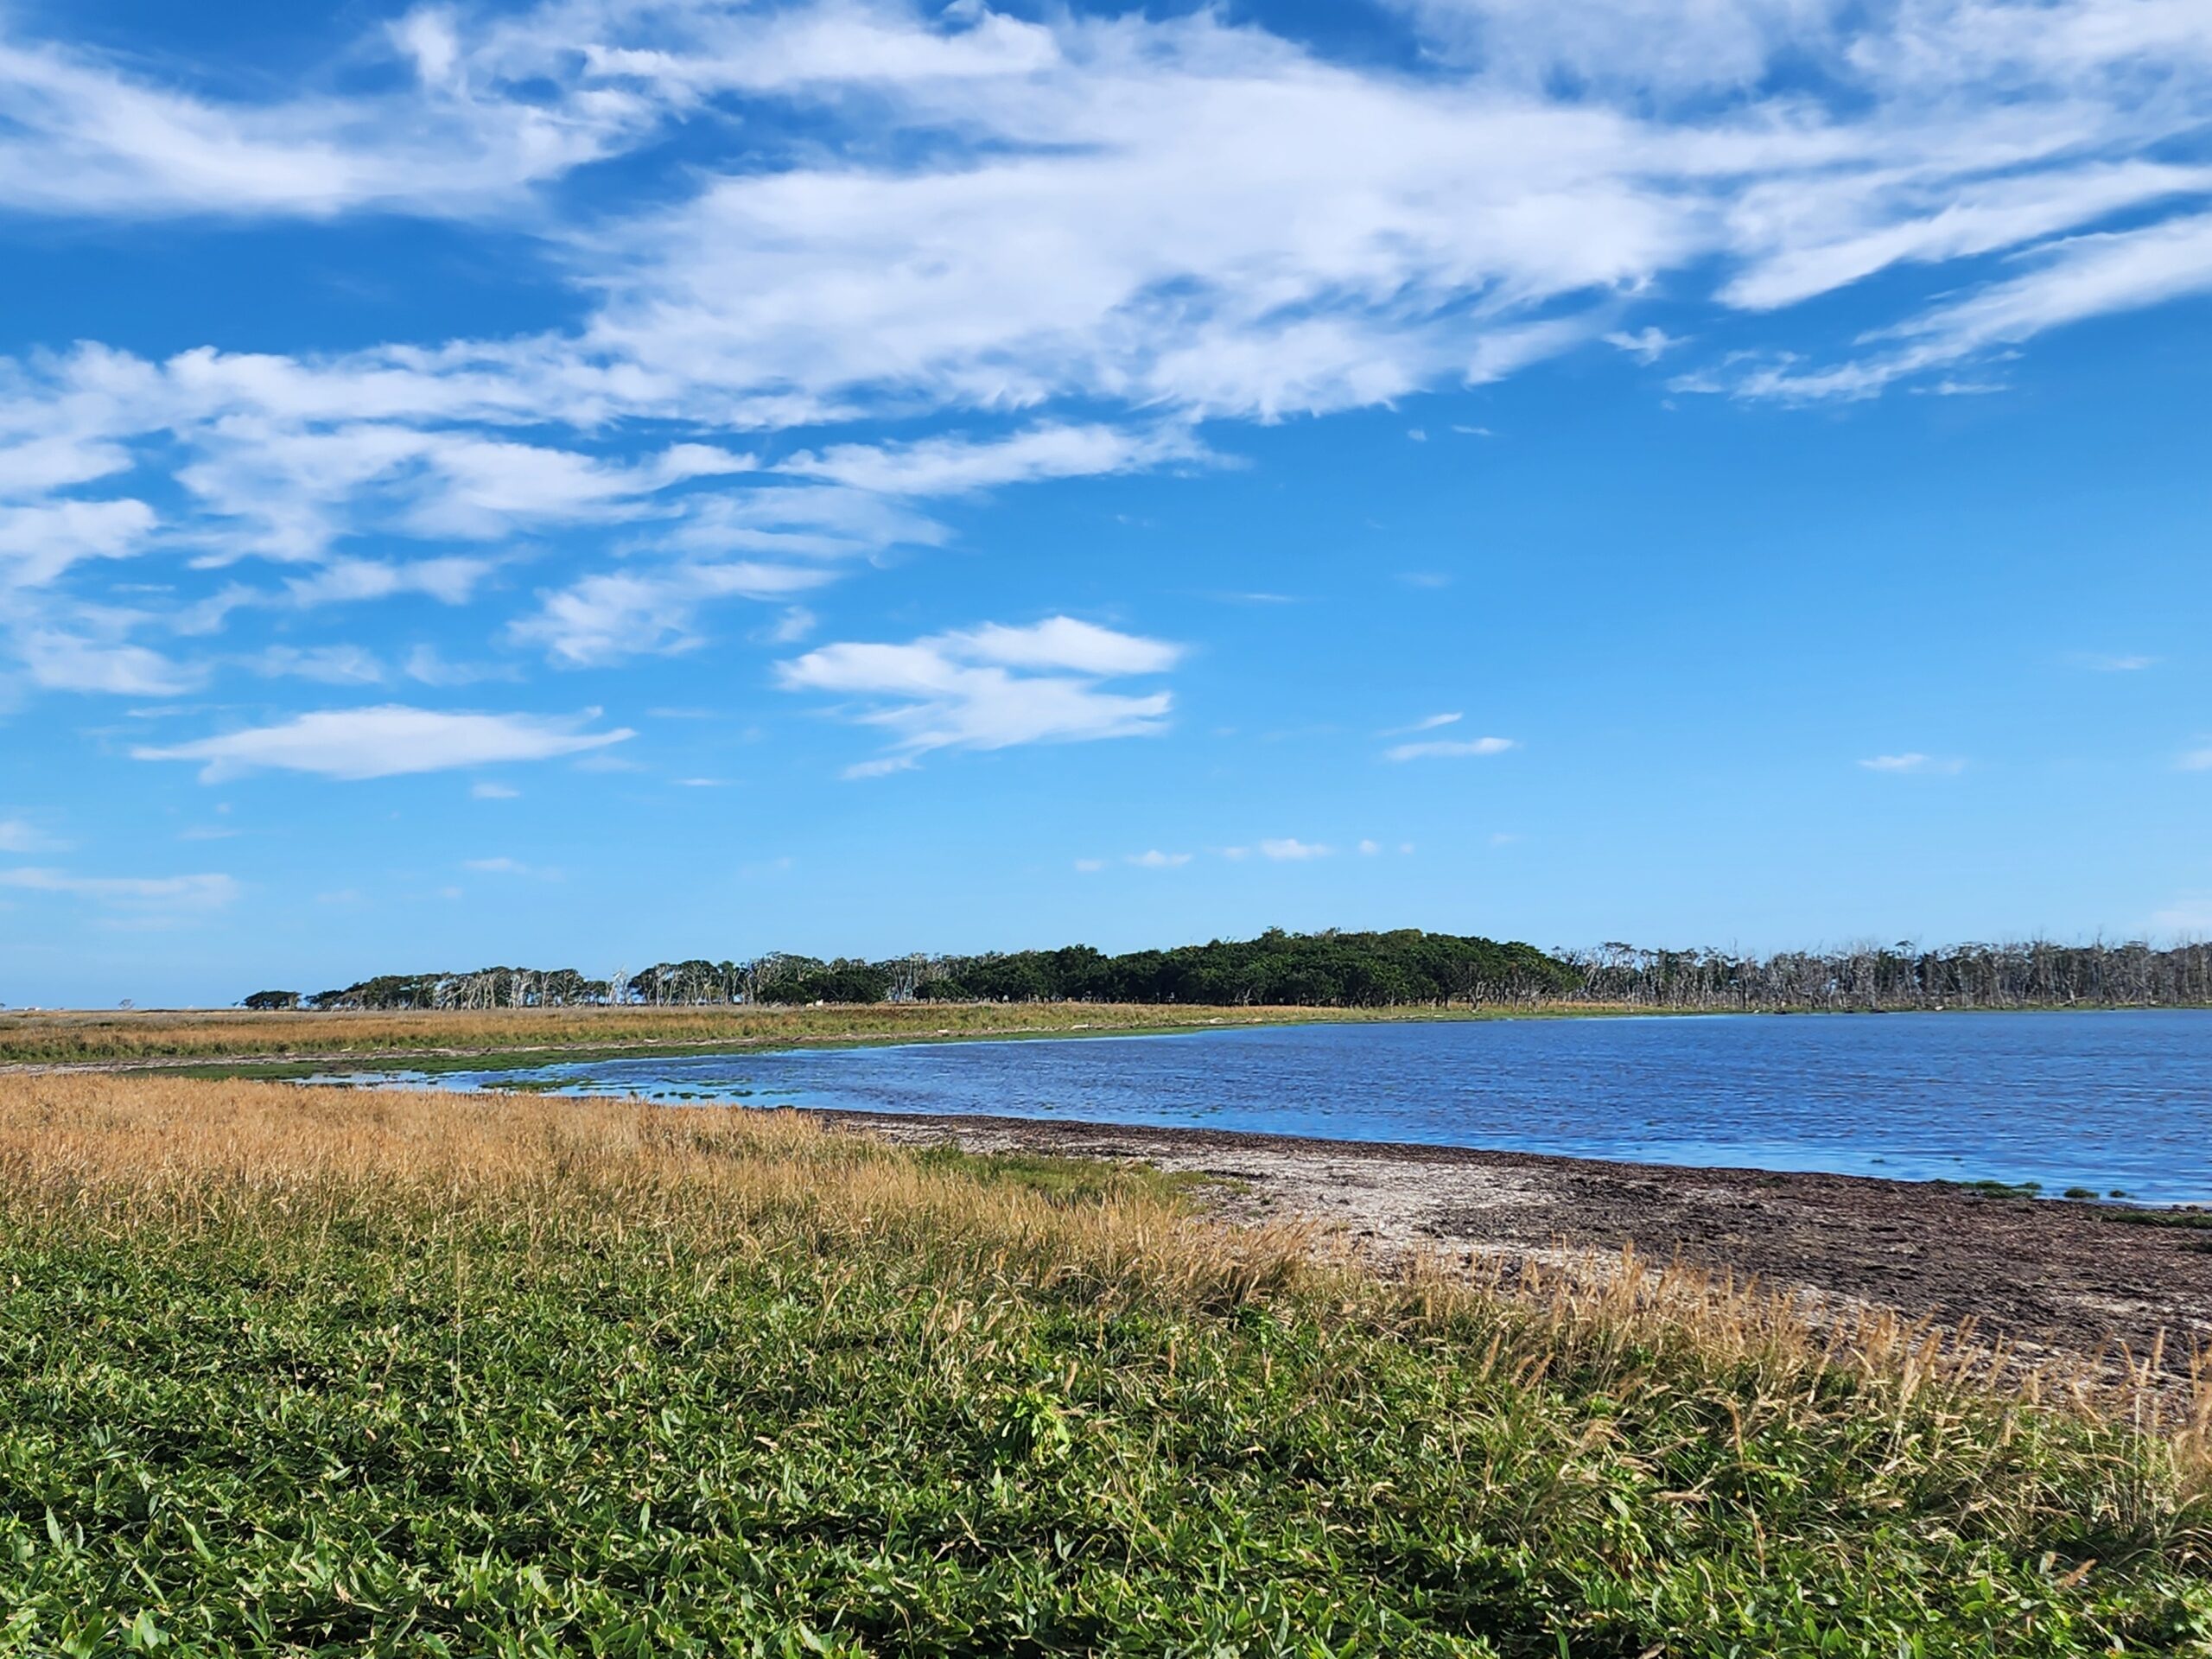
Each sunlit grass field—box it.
[3,1074,2208,1656]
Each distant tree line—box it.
[245,928,1574,1011]
[1555,939,2212,1010]
[244,931,2212,1014]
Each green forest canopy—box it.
[247,929,2212,1013]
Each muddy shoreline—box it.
[812,1108,2212,1371]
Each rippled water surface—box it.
[373,1011,2212,1204]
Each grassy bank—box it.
[10,1001,2193,1074]
[3,1076,2209,1656]
[0,1001,1633,1070]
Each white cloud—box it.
[1859,752,1966,774]
[2177,746,2212,772]
[402,437,753,541]
[0,22,656,217]
[1259,837,1331,860]
[1721,162,2212,313]
[1073,857,1107,873]
[1604,327,1685,363]
[2073,652,2156,671]
[779,615,1180,773]
[763,606,817,645]
[461,855,557,878]
[0,432,134,498]
[0,867,237,907]
[842,755,918,780]
[1387,0,1849,94]
[133,705,635,782]
[404,645,516,686]
[1385,711,1463,734]
[781,424,1204,495]
[1383,735,1516,761]
[1702,213,2212,401]
[512,561,834,666]
[0,0,2198,437]
[16,629,200,696]
[470,780,519,799]
[945,618,1184,677]
[1126,849,1192,868]
[1358,838,1381,855]
[1891,213,2212,358]
[283,557,498,607]
[247,645,385,685]
[0,0,2205,715]
[0,818,56,853]
[0,499,156,588]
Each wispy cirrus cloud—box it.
[1604,327,1684,363]
[1859,752,1967,775]
[0,817,58,853]
[15,628,200,696]
[0,18,658,217]
[511,561,835,667]
[1384,734,1516,762]
[780,424,1207,496]
[461,855,559,879]
[779,616,1182,777]
[0,866,237,908]
[0,0,2207,710]
[133,706,635,782]
[245,645,385,686]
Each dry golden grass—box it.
[0,1071,1315,1314]
[0,1000,1543,1067]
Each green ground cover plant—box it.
[2,1076,2207,1656]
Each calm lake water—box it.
[363,1011,2212,1205]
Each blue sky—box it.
[2,0,2209,1007]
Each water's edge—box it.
[302,1009,2212,1207]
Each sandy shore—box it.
[815,1108,2212,1374]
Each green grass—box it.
[2105,1210,2212,1254]
[1936,1178,2047,1201]
[3,1077,2209,1657]
[2107,1211,2212,1230]
[910,1144,1223,1208]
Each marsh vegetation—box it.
[0,1001,1503,1069]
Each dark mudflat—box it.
[813,1109,2212,1374]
